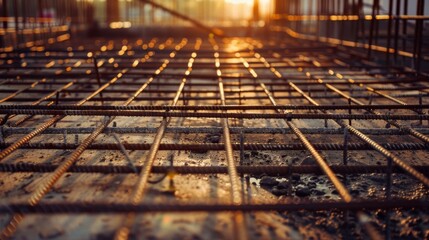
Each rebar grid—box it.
[0,33,429,239]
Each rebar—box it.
[0,1,428,238]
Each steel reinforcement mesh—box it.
[0,34,428,239]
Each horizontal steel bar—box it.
[3,94,427,102]
[4,127,429,136]
[0,63,410,71]
[0,142,426,151]
[0,73,423,85]
[4,46,337,54]
[1,109,426,120]
[2,104,428,111]
[0,86,426,94]
[1,163,428,175]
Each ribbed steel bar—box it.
[213,39,247,240]
[1,84,428,94]
[3,126,429,136]
[1,141,426,151]
[2,63,415,74]
[2,93,427,103]
[114,38,190,240]
[1,109,427,121]
[1,163,428,175]
[1,73,424,85]
[2,104,429,111]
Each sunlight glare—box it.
[225,0,252,4]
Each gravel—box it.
[260,176,279,186]
[295,186,311,197]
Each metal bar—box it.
[1,163,428,175]
[214,40,247,240]
[0,73,423,84]
[114,38,190,240]
[1,109,427,121]
[2,94,428,102]
[4,126,429,136]
[0,141,427,151]
[3,104,428,111]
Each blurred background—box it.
[1,0,428,32]
[1,0,428,71]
